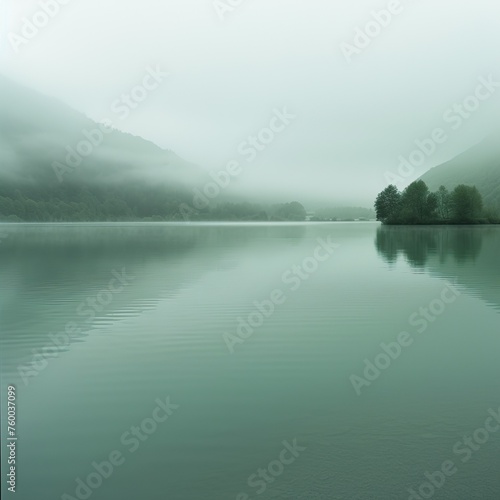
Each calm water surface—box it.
[1,222,499,499]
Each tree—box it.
[286,201,307,221]
[272,202,306,221]
[435,185,451,220]
[451,185,483,222]
[426,192,438,220]
[399,181,435,223]
[375,185,401,223]
[24,199,41,221]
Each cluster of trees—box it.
[375,181,499,224]
[0,181,307,222]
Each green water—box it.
[1,222,499,500]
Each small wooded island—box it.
[375,181,500,225]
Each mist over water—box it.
[1,1,500,498]
[2,0,500,205]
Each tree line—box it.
[375,181,500,225]
[0,182,306,222]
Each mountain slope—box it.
[0,75,203,187]
[0,76,210,221]
[419,137,500,211]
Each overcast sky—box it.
[1,0,499,205]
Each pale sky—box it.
[1,0,499,205]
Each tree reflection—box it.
[375,226,483,268]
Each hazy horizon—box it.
[1,0,500,206]
[1,4,500,499]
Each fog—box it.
[1,0,499,206]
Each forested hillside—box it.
[420,137,500,212]
[0,76,207,221]
[0,77,309,222]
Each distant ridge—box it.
[419,136,500,211]
[0,75,213,221]
[0,74,203,187]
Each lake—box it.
[1,222,499,499]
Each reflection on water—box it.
[0,223,309,367]
[375,225,500,310]
[0,222,499,500]
[375,226,485,266]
